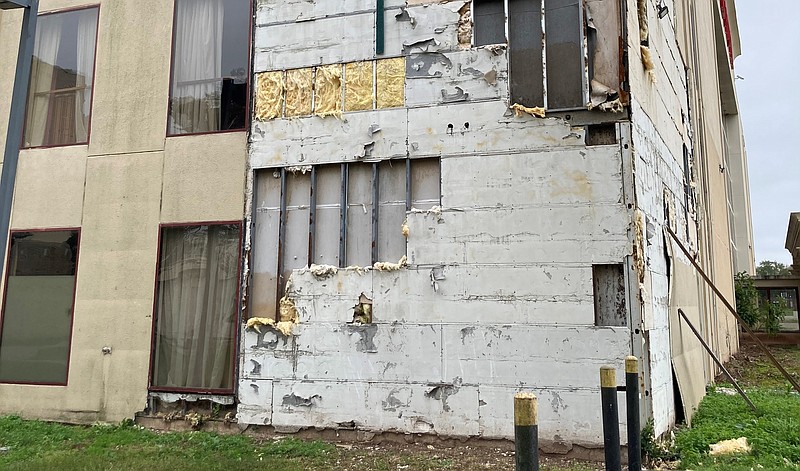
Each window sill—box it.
[166,128,247,139]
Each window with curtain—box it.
[168,0,250,135]
[0,230,79,385]
[23,7,99,148]
[151,223,241,392]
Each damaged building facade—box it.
[0,0,753,451]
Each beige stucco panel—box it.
[161,132,247,223]
[81,152,163,252]
[88,0,173,156]
[63,151,163,422]
[0,9,22,160]
[10,146,88,229]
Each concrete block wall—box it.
[624,0,694,435]
[245,0,635,448]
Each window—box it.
[0,230,80,384]
[23,7,99,148]
[150,223,242,392]
[473,0,622,111]
[250,159,440,319]
[757,287,800,332]
[168,0,250,135]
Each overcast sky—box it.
[734,1,800,265]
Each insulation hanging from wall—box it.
[345,62,375,111]
[285,68,314,117]
[254,71,285,121]
[314,64,343,117]
[376,57,406,109]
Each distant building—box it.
[752,213,800,332]
[0,0,754,449]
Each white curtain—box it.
[153,225,239,391]
[24,15,62,147]
[169,0,225,134]
[74,9,97,143]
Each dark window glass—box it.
[151,224,241,391]
[23,8,99,148]
[0,231,79,384]
[474,0,506,46]
[508,0,544,107]
[545,0,584,109]
[168,0,250,135]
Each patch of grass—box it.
[674,387,800,470]
[0,416,333,471]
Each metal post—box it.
[665,226,800,393]
[625,356,642,471]
[375,0,385,55]
[514,392,539,471]
[0,0,39,282]
[600,366,621,471]
[678,308,757,412]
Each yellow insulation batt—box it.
[285,68,313,117]
[314,64,343,117]
[345,61,374,111]
[254,71,284,121]
[510,103,546,118]
[376,57,405,109]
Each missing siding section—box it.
[473,0,506,46]
[345,62,375,111]
[376,57,406,109]
[314,64,343,117]
[285,68,314,117]
[508,0,544,107]
[255,71,284,120]
[585,123,617,146]
[544,0,585,110]
[251,159,441,318]
[593,264,627,327]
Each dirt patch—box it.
[715,342,800,389]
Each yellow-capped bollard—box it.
[600,366,621,471]
[626,356,642,471]
[514,392,539,471]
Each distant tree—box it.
[756,260,791,277]
[734,272,760,328]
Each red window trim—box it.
[164,0,254,139]
[147,220,244,396]
[0,227,81,387]
[20,5,101,150]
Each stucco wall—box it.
[0,0,247,423]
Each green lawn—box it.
[0,417,333,471]
[674,388,800,470]
[1,343,797,470]
[670,343,800,470]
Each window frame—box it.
[20,5,101,150]
[165,0,254,138]
[0,227,81,386]
[147,220,244,395]
[471,0,590,112]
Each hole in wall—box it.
[586,123,618,146]
[351,293,373,324]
